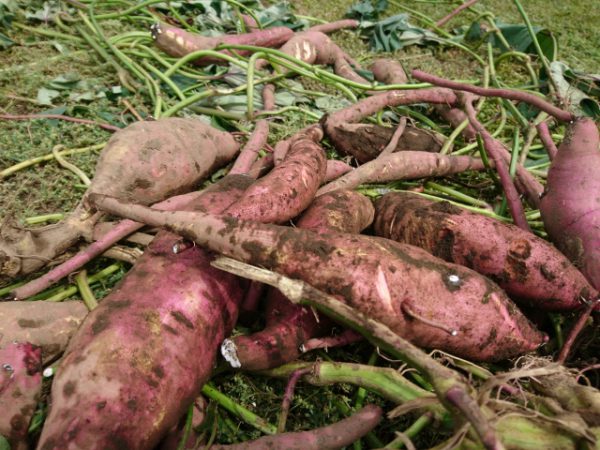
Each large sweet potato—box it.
[223,190,374,371]
[374,191,598,311]
[92,195,547,362]
[540,117,600,290]
[36,175,252,450]
[0,118,239,283]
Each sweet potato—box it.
[374,191,598,311]
[0,118,239,284]
[211,404,382,450]
[92,194,547,362]
[0,342,42,450]
[36,176,253,450]
[540,117,600,290]
[0,301,88,364]
[324,122,446,163]
[317,151,487,196]
[150,22,294,65]
[223,190,374,371]
[225,132,327,223]
[370,58,408,85]
[266,30,369,85]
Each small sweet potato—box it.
[0,301,88,364]
[374,191,598,311]
[92,195,547,362]
[151,22,294,65]
[0,342,42,450]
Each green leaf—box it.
[0,30,13,48]
[36,88,61,106]
[346,0,388,21]
[360,13,443,52]
[548,61,600,117]
[37,106,68,115]
[26,1,61,22]
[48,73,81,91]
[490,21,557,60]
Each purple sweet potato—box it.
[317,151,487,196]
[36,176,252,450]
[324,122,446,163]
[374,191,598,311]
[225,132,327,223]
[0,342,42,450]
[268,31,369,85]
[540,117,600,290]
[211,404,382,450]
[0,118,239,283]
[0,301,88,364]
[151,22,293,65]
[223,190,374,371]
[92,194,547,362]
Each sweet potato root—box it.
[92,195,547,362]
[150,22,293,65]
[374,191,598,311]
[225,132,327,223]
[211,404,382,450]
[0,301,88,364]
[37,176,253,450]
[223,190,374,371]
[325,122,446,163]
[540,117,600,290]
[0,342,42,450]
[317,151,487,196]
[0,118,239,284]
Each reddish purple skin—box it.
[0,342,42,450]
[152,23,294,65]
[211,405,382,450]
[92,197,546,362]
[226,135,327,223]
[37,177,252,450]
[540,118,600,290]
[229,191,374,371]
[374,191,598,311]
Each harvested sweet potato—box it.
[36,175,253,450]
[0,342,42,450]
[92,194,547,362]
[0,118,239,284]
[374,191,598,311]
[324,122,446,163]
[151,22,294,65]
[540,117,600,290]
[223,190,374,371]
[0,301,88,364]
[211,404,382,450]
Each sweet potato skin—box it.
[540,117,600,290]
[225,190,374,370]
[0,301,88,364]
[37,176,253,450]
[226,134,327,223]
[374,191,598,311]
[92,196,546,362]
[89,118,240,203]
[151,23,293,65]
[1,342,42,450]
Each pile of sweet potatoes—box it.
[3,3,600,450]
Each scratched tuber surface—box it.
[92,195,547,362]
[374,191,599,311]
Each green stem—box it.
[425,182,491,209]
[93,0,162,20]
[75,270,99,310]
[385,413,433,449]
[201,384,277,435]
[13,22,84,43]
[24,213,65,225]
[246,52,266,119]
